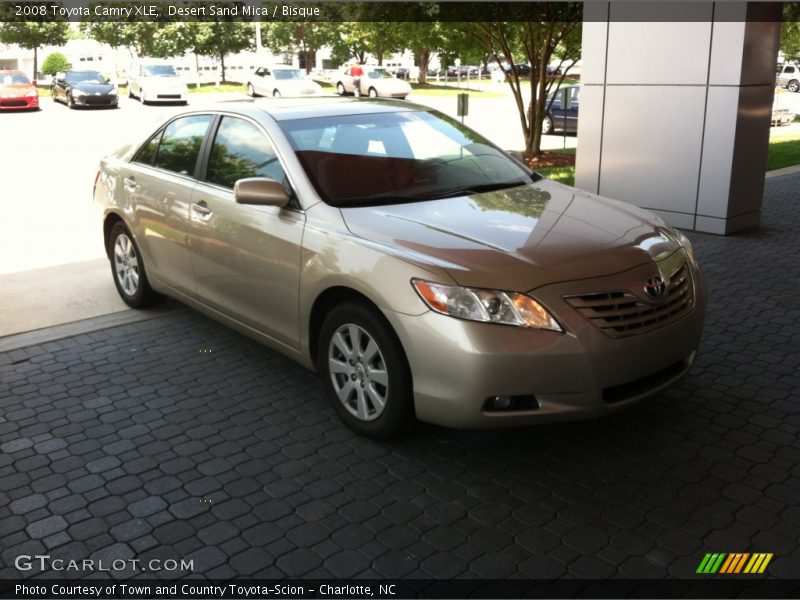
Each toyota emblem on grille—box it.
[644,274,667,300]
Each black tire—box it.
[336,82,346,96]
[273,89,281,98]
[789,80,800,93]
[247,82,257,97]
[67,94,75,109]
[542,114,554,135]
[108,222,164,308]
[317,302,414,438]
[368,87,378,98]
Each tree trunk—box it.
[416,49,430,85]
[220,52,226,83]
[33,46,38,82]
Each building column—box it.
[575,2,781,235]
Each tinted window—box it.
[207,117,288,189]
[1,73,30,85]
[134,128,164,165]
[143,65,178,77]
[154,115,212,176]
[786,66,796,74]
[66,71,107,84]
[280,111,536,206]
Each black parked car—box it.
[542,84,580,134]
[51,70,118,109]
[504,63,532,77]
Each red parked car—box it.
[0,70,39,111]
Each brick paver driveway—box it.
[1,174,799,583]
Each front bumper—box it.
[383,259,706,428]
[0,95,39,110]
[73,94,118,107]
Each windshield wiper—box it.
[426,181,525,200]
[334,194,421,207]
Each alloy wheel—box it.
[113,233,140,297]
[328,323,389,421]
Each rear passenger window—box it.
[206,116,288,189]
[154,115,213,176]
[133,129,163,165]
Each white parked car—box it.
[128,61,188,105]
[335,67,411,99]
[246,66,322,98]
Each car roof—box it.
[216,97,426,122]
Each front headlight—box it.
[669,227,698,268]
[110,89,118,96]
[412,279,562,331]
[72,89,86,97]
[25,89,38,97]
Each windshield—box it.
[274,70,304,80]
[1,73,30,85]
[280,110,538,207]
[367,69,394,79]
[143,65,178,77]
[66,71,107,84]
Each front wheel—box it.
[788,79,800,93]
[108,222,164,308]
[337,82,348,96]
[368,87,378,98]
[318,302,414,438]
[273,89,281,98]
[247,82,256,97]
[67,94,75,109]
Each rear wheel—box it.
[318,302,414,438]
[108,222,164,308]
[542,114,554,135]
[789,79,800,93]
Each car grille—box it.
[157,94,182,99]
[564,263,694,338]
[0,100,27,107]
[84,96,113,105]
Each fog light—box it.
[484,395,540,412]
[489,395,513,410]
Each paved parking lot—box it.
[1,173,799,582]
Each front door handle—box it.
[192,200,212,220]
[123,177,137,192]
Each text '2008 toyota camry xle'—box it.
[93,98,706,438]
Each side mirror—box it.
[234,177,290,207]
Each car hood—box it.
[340,180,682,291]
[0,83,36,97]
[71,82,115,94]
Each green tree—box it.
[79,22,163,57]
[263,22,336,73]
[781,4,800,62]
[187,22,254,82]
[41,51,70,75]
[0,21,69,81]
[459,4,582,157]
[396,22,448,84]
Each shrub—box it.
[41,52,70,76]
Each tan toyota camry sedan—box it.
[93,98,706,438]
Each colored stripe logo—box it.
[696,553,772,574]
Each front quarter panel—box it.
[298,203,455,366]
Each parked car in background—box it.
[0,70,39,111]
[93,97,705,438]
[542,84,580,134]
[336,66,411,99]
[505,63,532,77]
[247,66,322,98]
[776,63,800,92]
[51,70,117,109]
[772,89,796,126]
[128,61,188,105]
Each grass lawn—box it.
[766,132,800,171]
[535,131,800,186]
[187,82,245,94]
